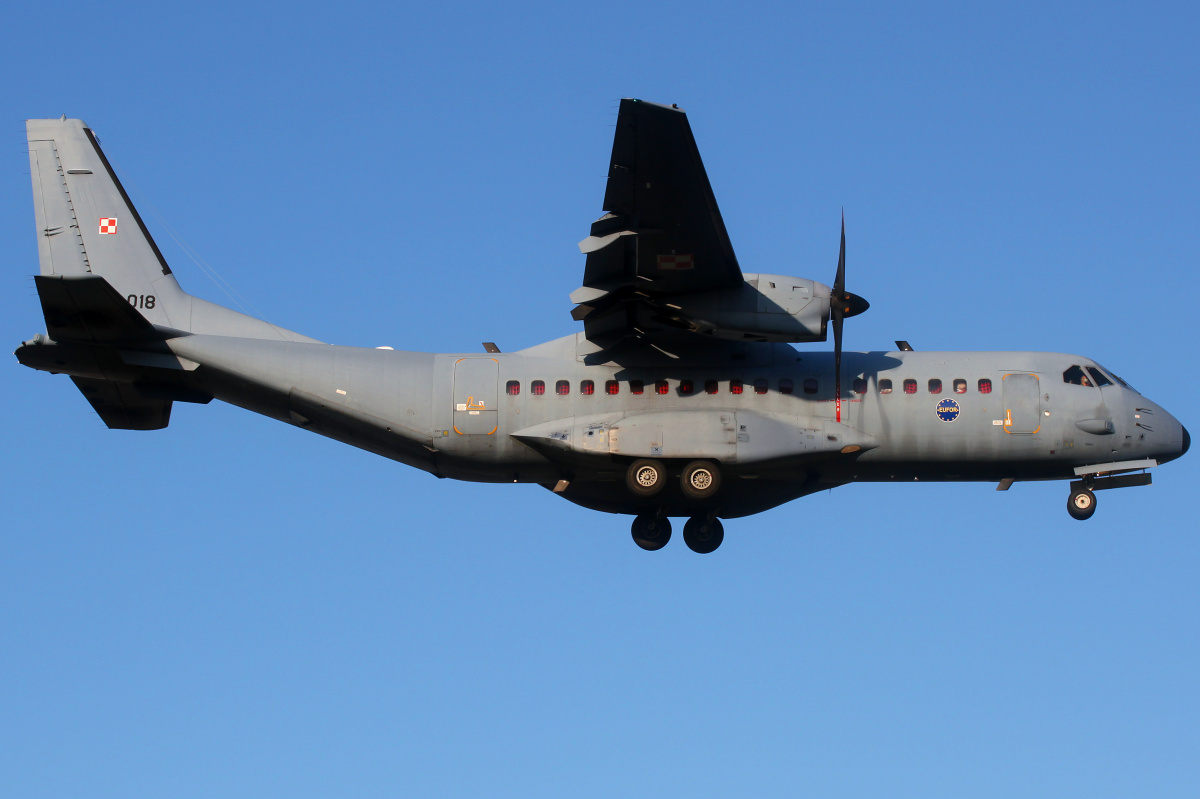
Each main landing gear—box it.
[626,459,726,553]
[630,513,725,553]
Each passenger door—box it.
[1002,373,1042,434]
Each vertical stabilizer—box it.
[26,118,318,343]
[27,118,188,329]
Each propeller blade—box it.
[833,214,846,423]
[833,211,846,299]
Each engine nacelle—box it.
[663,273,832,343]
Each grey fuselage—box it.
[160,330,1187,519]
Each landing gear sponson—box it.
[627,459,726,553]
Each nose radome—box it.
[1183,426,1191,457]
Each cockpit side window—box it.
[1086,367,1113,387]
[1063,365,1093,387]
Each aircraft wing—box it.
[574,99,744,339]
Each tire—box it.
[631,514,672,551]
[680,460,721,500]
[1067,489,1097,521]
[627,459,667,497]
[683,516,724,554]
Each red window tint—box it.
[679,379,694,395]
[879,379,893,394]
[852,377,867,395]
[730,379,743,395]
[531,380,545,396]
[779,379,794,394]
[605,380,619,395]
[580,380,594,395]
[556,380,570,395]
[655,380,669,395]
[903,379,917,394]
[929,378,942,394]
[978,378,992,394]
[630,380,644,395]
[704,380,719,395]
[804,378,818,394]
[754,378,768,394]
[506,380,520,396]
[954,379,967,394]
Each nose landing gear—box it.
[1067,488,1097,520]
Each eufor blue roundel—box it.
[936,398,961,422]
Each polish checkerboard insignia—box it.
[657,253,694,271]
[98,218,118,235]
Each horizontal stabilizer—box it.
[71,376,171,430]
[35,273,159,344]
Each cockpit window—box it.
[1096,365,1137,392]
[1086,367,1113,387]
[1063,365,1093,387]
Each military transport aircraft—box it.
[16,100,1189,553]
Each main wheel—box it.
[631,514,672,551]
[683,516,724,554]
[680,460,721,500]
[627,459,667,497]
[1067,488,1097,520]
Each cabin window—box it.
[652,380,667,395]
[605,380,619,395]
[977,378,992,394]
[928,378,942,394]
[506,380,520,396]
[953,379,967,394]
[879,379,893,394]
[754,378,769,394]
[779,379,794,395]
[730,379,743,395]
[1063,365,1093,387]
[679,379,694,395]
[903,379,917,394]
[704,380,719,395]
[531,380,545,396]
[803,378,819,394]
[1086,367,1113,387]
[852,377,867,394]
[580,380,594,395]
[556,380,570,395]
[630,380,644,395]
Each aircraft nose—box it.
[1182,426,1190,457]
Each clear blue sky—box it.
[2,2,1198,796]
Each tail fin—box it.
[27,118,189,329]
[26,118,318,342]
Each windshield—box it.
[1094,363,1139,393]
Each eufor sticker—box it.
[936,398,961,422]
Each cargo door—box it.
[452,358,498,435]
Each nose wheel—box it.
[1067,488,1097,520]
